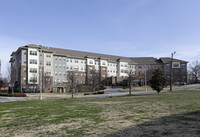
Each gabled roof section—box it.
[48,46,135,63]
[160,57,188,64]
[130,57,160,65]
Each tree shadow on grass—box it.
[104,111,200,137]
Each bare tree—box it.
[88,70,100,92]
[43,72,52,92]
[67,71,78,98]
[6,63,11,83]
[2,78,8,90]
[126,69,135,95]
[0,77,3,91]
[7,63,17,93]
[189,61,200,83]
[31,73,38,93]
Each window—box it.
[24,60,27,64]
[102,75,106,78]
[102,68,106,72]
[89,60,93,64]
[46,61,51,66]
[102,62,106,65]
[181,64,186,67]
[30,50,37,56]
[46,70,51,75]
[30,59,37,64]
[76,80,79,84]
[66,65,69,69]
[81,60,83,63]
[24,50,27,55]
[81,67,83,70]
[30,77,37,82]
[173,63,180,68]
[55,72,57,75]
[89,67,93,71]
[70,66,72,70]
[24,68,26,72]
[81,74,83,77]
[30,68,37,73]
[59,57,62,61]
[40,60,42,65]
[23,77,26,82]
[55,57,57,60]
[46,53,51,58]
[46,78,51,83]
[70,59,72,62]
[75,73,79,77]
[74,66,79,71]
[75,60,78,63]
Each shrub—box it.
[98,85,106,90]
[0,93,14,97]
[84,90,104,95]
[84,92,90,95]
[0,93,26,97]
[14,93,27,97]
[93,90,105,95]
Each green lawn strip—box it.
[0,90,200,136]
[0,99,104,136]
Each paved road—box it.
[0,97,36,103]
[1,84,200,102]
[105,84,200,97]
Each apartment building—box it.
[10,44,188,93]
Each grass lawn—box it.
[0,90,200,137]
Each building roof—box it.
[130,57,161,65]
[160,58,188,64]
[48,46,135,63]
[14,44,188,65]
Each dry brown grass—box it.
[0,90,199,137]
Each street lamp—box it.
[170,51,176,91]
[38,48,43,100]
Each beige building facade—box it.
[10,44,188,93]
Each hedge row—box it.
[0,93,27,97]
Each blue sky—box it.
[0,0,200,75]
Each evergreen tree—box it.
[150,69,167,94]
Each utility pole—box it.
[144,65,147,91]
[170,52,176,91]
